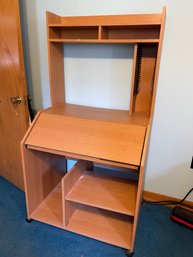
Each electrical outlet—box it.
[191,157,193,169]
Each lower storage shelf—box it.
[31,183,63,228]
[25,155,136,250]
[30,182,133,249]
[66,203,133,249]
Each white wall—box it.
[22,0,193,201]
[64,44,133,109]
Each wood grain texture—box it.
[66,204,133,249]
[22,148,66,218]
[61,27,98,39]
[101,25,160,40]
[46,12,65,106]
[27,144,138,170]
[25,111,146,166]
[31,183,63,228]
[21,8,166,252]
[48,43,65,106]
[21,112,41,214]
[0,0,29,190]
[130,125,149,251]
[66,168,138,216]
[130,10,165,250]
[48,24,160,42]
[62,160,85,226]
[60,14,162,26]
[45,104,149,126]
[46,11,61,24]
[149,6,166,121]
[49,39,159,43]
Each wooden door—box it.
[0,0,29,190]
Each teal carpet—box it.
[0,176,192,257]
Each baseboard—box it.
[143,191,193,208]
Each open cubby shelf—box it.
[21,8,166,254]
[48,24,160,42]
[49,26,99,40]
[31,182,63,228]
[30,182,133,249]
[24,156,135,249]
[65,169,138,216]
[66,203,133,249]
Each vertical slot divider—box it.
[98,26,102,40]
[100,26,108,39]
[129,43,138,115]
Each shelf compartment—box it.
[22,147,67,217]
[100,25,160,40]
[66,203,133,249]
[49,26,99,40]
[31,183,63,228]
[65,161,138,215]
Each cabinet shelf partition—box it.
[21,7,166,255]
[22,147,136,249]
[48,24,160,42]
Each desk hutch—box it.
[21,7,166,256]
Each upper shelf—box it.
[47,10,165,43]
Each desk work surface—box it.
[25,104,148,166]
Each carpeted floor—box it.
[0,176,192,257]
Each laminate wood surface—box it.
[130,125,150,251]
[46,11,61,24]
[66,167,137,215]
[22,147,66,217]
[60,14,162,26]
[25,111,147,166]
[26,144,138,170]
[30,181,133,248]
[149,7,166,121]
[47,12,65,106]
[49,39,159,43]
[66,204,133,249]
[62,160,85,226]
[31,183,63,228]
[48,43,64,106]
[21,8,166,252]
[45,104,149,126]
